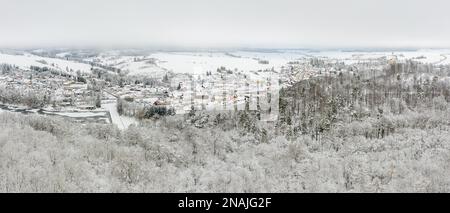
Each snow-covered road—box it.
[102,102,138,130]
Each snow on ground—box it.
[0,52,94,74]
[124,49,450,78]
[55,52,71,58]
[3,49,450,77]
[66,49,450,79]
[120,62,165,77]
[85,55,167,77]
[231,50,306,62]
[102,102,138,130]
[109,56,166,77]
[0,103,110,123]
[45,111,108,117]
[439,55,450,65]
[395,49,450,64]
[307,49,450,64]
[151,52,285,74]
[85,51,291,78]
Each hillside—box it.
[1,60,450,192]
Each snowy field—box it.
[0,52,96,74]
[307,49,450,65]
[0,103,112,124]
[2,48,450,127]
[84,54,166,77]
[150,52,291,74]
[2,49,450,78]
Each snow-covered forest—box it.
[1,57,449,192]
[3,0,450,197]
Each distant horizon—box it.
[2,0,450,50]
[1,45,450,52]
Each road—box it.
[102,102,137,130]
[433,54,448,65]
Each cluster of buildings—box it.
[0,70,100,111]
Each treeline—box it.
[0,64,18,74]
[1,60,450,192]
[91,68,165,88]
[0,86,51,108]
[279,60,450,141]
[30,65,52,73]
[1,100,449,192]
[117,98,176,119]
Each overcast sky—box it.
[1,0,449,49]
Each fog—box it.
[1,0,449,49]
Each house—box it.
[78,105,96,110]
[153,100,168,106]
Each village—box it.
[0,59,283,127]
[1,48,443,129]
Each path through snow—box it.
[102,102,138,130]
